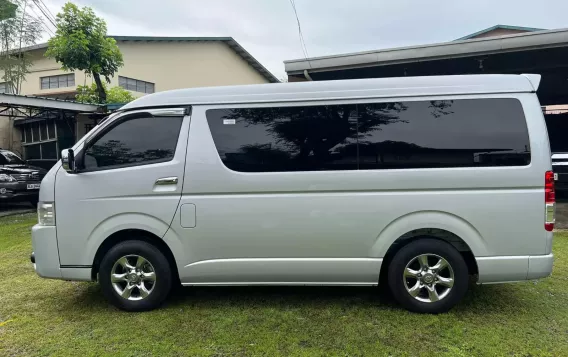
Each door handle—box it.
[155,177,178,185]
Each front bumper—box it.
[31,224,61,279]
[31,224,93,281]
[0,181,40,202]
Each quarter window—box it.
[83,115,183,170]
[206,98,530,172]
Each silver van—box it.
[31,74,554,313]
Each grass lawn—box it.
[1,214,568,356]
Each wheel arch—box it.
[373,211,486,282]
[91,228,180,283]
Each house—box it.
[0,36,278,166]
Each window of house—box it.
[20,120,58,161]
[0,82,12,93]
[118,76,155,94]
[40,74,75,89]
[83,115,182,170]
[206,98,530,173]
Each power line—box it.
[28,4,55,37]
[35,0,57,27]
[32,0,56,28]
[29,5,55,37]
[288,0,311,67]
[37,0,56,22]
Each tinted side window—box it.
[207,99,530,173]
[359,99,530,169]
[207,105,359,172]
[84,115,183,170]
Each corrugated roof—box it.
[455,24,546,41]
[285,27,568,75]
[19,36,279,84]
[0,92,99,112]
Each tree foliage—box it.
[75,82,134,104]
[46,2,123,103]
[0,0,43,94]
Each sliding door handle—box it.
[155,177,178,185]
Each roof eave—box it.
[285,27,568,75]
[0,93,99,112]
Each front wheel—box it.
[387,239,469,313]
[99,240,172,311]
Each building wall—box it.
[17,49,89,97]
[3,40,269,98]
[112,41,268,92]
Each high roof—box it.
[19,36,279,84]
[120,74,539,110]
[455,24,546,41]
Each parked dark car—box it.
[0,148,47,207]
[552,153,568,194]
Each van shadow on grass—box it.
[59,280,536,315]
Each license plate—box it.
[27,184,41,190]
[554,173,558,181]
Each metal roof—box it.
[119,74,538,110]
[455,24,546,41]
[285,27,568,75]
[20,36,279,84]
[0,93,99,112]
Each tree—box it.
[46,2,123,103]
[76,82,134,104]
[0,0,43,94]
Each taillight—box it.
[545,170,555,231]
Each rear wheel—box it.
[387,239,468,313]
[99,240,172,311]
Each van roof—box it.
[120,74,539,110]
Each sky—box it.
[41,0,568,80]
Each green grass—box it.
[1,213,568,356]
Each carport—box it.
[0,93,99,169]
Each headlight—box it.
[0,174,15,182]
[38,202,55,226]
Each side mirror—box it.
[61,148,76,173]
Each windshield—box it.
[0,150,26,165]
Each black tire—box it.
[387,238,468,313]
[99,240,172,312]
[29,199,38,208]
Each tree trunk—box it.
[92,72,107,103]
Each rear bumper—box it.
[476,254,553,284]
